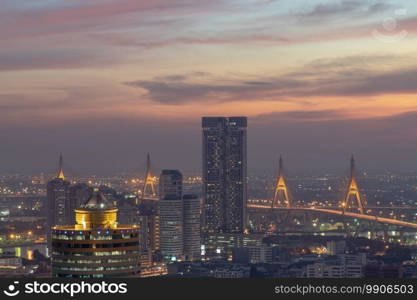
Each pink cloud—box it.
[0,0,227,40]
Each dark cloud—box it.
[0,49,117,71]
[0,0,229,40]
[1,0,414,73]
[91,13,417,49]
[314,68,417,96]
[254,110,343,121]
[296,0,392,22]
[124,53,417,104]
[154,72,210,82]
[243,81,272,86]
[124,77,304,104]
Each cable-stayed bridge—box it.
[248,156,417,230]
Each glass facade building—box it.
[159,170,184,261]
[202,117,247,233]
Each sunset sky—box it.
[1,0,417,174]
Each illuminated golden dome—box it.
[74,191,118,229]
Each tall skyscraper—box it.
[159,169,182,199]
[147,215,160,257]
[202,117,247,233]
[46,154,71,253]
[114,196,158,268]
[68,183,92,225]
[51,191,140,278]
[159,170,184,261]
[159,170,201,262]
[183,194,201,261]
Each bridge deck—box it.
[248,205,417,229]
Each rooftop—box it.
[79,191,115,211]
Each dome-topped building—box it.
[51,189,140,278]
[80,191,115,210]
[75,190,118,230]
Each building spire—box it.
[57,153,65,180]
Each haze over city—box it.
[1,0,417,174]
[3,1,417,286]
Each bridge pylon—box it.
[272,155,291,208]
[141,153,157,200]
[341,155,365,215]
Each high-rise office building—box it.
[183,194,201,261]
[118,201,140,225]
[116,198,160,267]
[159,170,201,262]
[68,183,92,226]
[46,154,71,253]
[202,117,247,233]
[159,169,183,199]
[159,170,184,261]
[137,199,160,258]
[148,215,160,256]
[51,191,140,278]
[137,212,160,257]
[46,177,71,226]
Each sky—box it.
[0,0,417,175]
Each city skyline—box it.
[1,0,417,174]
[1,121,417,279]
[3,0,417,285]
